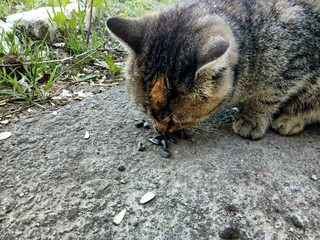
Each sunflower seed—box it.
[160,139,168,149]
[140,192,156,204]
[160,149,172,158]
[137,141,145,151]
[113,209,126,225]
[149,137,160,145]
[143,121,150,129]
[134,120,145,128]
[84,131,90,139]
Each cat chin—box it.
[154,112,216,133]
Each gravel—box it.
[310,175,318,181]
[0,84,319,239]
[291,215,304,229]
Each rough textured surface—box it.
[1,84,319,240]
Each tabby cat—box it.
[107,0,320,139]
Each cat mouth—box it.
[154,118,198,133]
[155,119,175,133]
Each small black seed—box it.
[143,121,150,129]
[154,134,165,140]
[160,149,172,158]
[134,121,144,128]
[137,142,145,151]
[161,139,168,149]
[149,138,160,145]
[118,165,126,171]
[134,118,145,122]
[219,227,240,239]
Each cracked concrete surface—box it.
[1,84,319,239]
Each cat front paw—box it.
[272,114,305,135]
[232,115,269,140]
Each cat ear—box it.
[107,17,143,53]
[150,74,167,112]
[197,38,230,73]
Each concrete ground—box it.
[1,84,319,239]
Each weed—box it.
[0,0,179,106]
[0,35,58,104]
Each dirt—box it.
[0,83,319,240]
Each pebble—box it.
[219,227,240,239]
[118,165,126,172]
[253,230,265,240]
[23,118,37,124]
[0,132,12,140]
[120,179,126,184]
[310,175,318,181]
[292,215,304,228]
[0,120,9,124]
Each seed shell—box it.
[84,131,90,139]
[160,139,168,149]
[113,209,126,225]
[143,121,150,129]
[140,192,156,204]
[149,137,160,145]
[137,141,145,151]
[134,119,145,128]
[0,132,12,140]
[160,149,172,158]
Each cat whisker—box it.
[173,114,183,130]
[159,113,174,125]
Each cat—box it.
[107,0,320,139]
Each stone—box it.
[310,175,318,181]
[253,230,265,240]
[292,215,304,228]
[0,20,21,53]
[6,7,59,42]
[118,165,126,171]
[6,2,96,42]
[219,227,240,239]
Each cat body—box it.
[107,0,320,139]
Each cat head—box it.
[107,7,238,133]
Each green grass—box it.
[0,0,179,105]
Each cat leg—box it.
[232,102,278,140]
[272,108,320,135]
[272,83,320,135]
[233,112,271,140]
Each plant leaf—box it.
[93,0,104,7]
[53,12,67,23]
[104,54,121,75]
[67,18,77,28]
[60,0,70,8]
[44,66,58,92]
[73,10,86,20]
